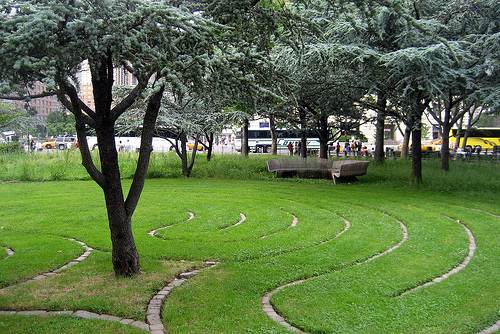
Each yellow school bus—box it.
[450,128,500,150]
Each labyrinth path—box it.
[0,180,498,333]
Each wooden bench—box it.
[267,158,369,183]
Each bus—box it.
[235,128,321,153]
[450,127,500,151]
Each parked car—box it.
[56,136,77,150]
[41,139,56,149]
[187,142,204,151]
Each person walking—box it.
[287,142,294,156]
[336,142,341,157]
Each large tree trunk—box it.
[269,114,278,155]
[462,115,472,150]
[241,118,249,157]
[97,124,140,276]
[206,132,214,161]
[410,94,428,185]
[180,132,189,176]
[441,124,451,171]
[318,114,329,159]
[411,117,422,184]
[299,106,307,158]
[453,116,464,154]
[401,125,411,160]
[374,93,387,163]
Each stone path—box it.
[478,320,500,334]
[0,309,150,331]
[262,218,408,334]
[399,219,476,296]
[4,247,14,258]
[148,212,195,237]
[220,213,246,230]
[261,214,299,239]
[0,258,219,333]
[0,238,93,292]
[146,261,218,334]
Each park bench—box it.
[267,158,369,183]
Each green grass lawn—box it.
[0,155,499,333]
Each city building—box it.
[9,82,61,119]
[76,60,137,109]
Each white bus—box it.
[234,124,321,153]
[86,136,175,153]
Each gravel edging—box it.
[148,212,195,237]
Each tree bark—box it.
[411,116,422,184]
[180,132,189,176]
[241,118,249,157]
[206,132,214,161]
[462,115,472,150]
[318,114,329,159]
[97,124,140,276]
[374,93,387,164]
[410,93,428,185]
[453,116,464,154]
[401,125,411,160]
[269,114,278,155]
[441,124,451,171]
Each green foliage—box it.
[45,110,75,136]
[0,142,21,154]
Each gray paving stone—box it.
[120,318,134,325]
[147,314,161,324]
[17,310,48,316]
[150,323,165,331]
[74,310,100,319]
[98,314,122,322]
[49,311,73,315]
[130,320,149,331]
[150,330,165,334]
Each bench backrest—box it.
[337,161,369,176]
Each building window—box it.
[384,125,395,140]
[432,126,440,139]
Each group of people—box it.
[332,140,369,157]
[287,141,302,156]
[286,139,370,158]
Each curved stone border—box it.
[398,219,476,297]
[220,213,246,230]
[3,247,14,258]
[0,258,219,333]
[262,219,408,334]
[146,261,219,334]
[148,212,195,238]
[0,238,93,291]
[0,309,149,332]
[478,320,500,334]
[318,216,351,245]
[261,214,299,240]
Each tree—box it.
[46,110,75,137]
[0,0,222,276]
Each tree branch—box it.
[0,91,56,100]
[125,84,165,218]
[57,84,105,188]
[111,75,150,122]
